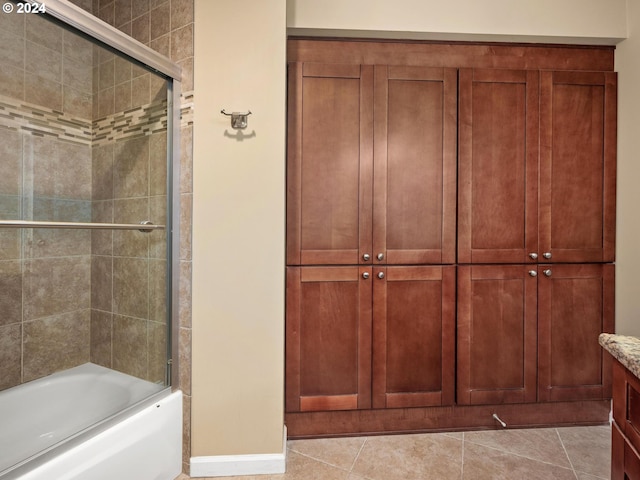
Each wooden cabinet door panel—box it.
[457,265,538,405]
[287,63,374,265]
[539,71,617,263]
[286,267,372,412]
[458,69,539,264]
[537,263,614,401]
[372,266,455,408]
[373,66,457,265]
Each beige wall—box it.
[191,0,634,460]
[287,0,627,44]
[615,0,640,336]
[192,0,286,457]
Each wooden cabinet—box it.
[285,40,616,437]
[286,63,373,266]
[286,63,456,266]
[538,264,615,401]
[458,264,614,406]
[539,71,617,263]
[286,266,455,412]
[373,66,457,265]
[458,69,616,264]
[457,265,538,405]
[458,69,539,264]
[611,359,640,479]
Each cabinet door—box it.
[539,71,617,263]
[457,265,538,405]
[285,266,372,412]
[372,266,455,408]
[373,66,457,265]
[458,69,539,264]
[287,63,374,266]
[538,264,614,402]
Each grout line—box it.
[555,428,579,480]
[348,437,368,475]
[460,432,465,480]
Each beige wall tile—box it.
[90,309,113,366]
[99,57,115,91]
[0,324,22,390]
[171,24,193,62]
[26,14,62,52]
[171,0,193,30]
[62,31,93,65]
[132,0,150,19]
[131,73,151,106]
[0,260,22,327]
[131,12,150,44]
[91,200,114,255]
[63,86,93,120]
[149,195,167,259]
[148,319,167,382]
[113,197,150,257]
[114,0,132,28]
[0,129,23,197]
[91,255,113,311]
[92,144,114,201]
[113,257,149,319]
[150,1,170,40]
[112,314,147,377]
[114,56,132,85]
[114,136,150,198]
[114,81,132,112]
[149,258,167,322]
[0,30,25,70]
[179,260,192,328]
[23,310,91,382]
[0,63,24,101]
[150,131,167,195]
[25,41,62,84]
[151,34,171,59]
[0,7,25,37]
[23,256,91,320]
[64,56,93,94]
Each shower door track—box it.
[0,220,165,232]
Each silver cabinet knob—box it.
[362,272,370,279]
[528,270,537,277]
[543,252,552,259]
[377,272,385,279]
[529,253,538,260]
[543,269,552,277]
[363,253,370,261]
[377,253,384,261]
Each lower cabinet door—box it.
[285,266,372,412]
[372,266,456,408]
[537,264,614,402]
[457,265,538,405]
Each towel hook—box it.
[221,109,252,129]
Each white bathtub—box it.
[0,363,182,480]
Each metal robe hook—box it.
[221,109,252,129]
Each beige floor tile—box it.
[464,427,572,469]
[287,436,366,471]
[557,425,611,479]
[351,433,463,480]
[462,441,577,480]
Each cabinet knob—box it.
[377,272,385,279]
[377,253,384,261]
[543,269,552,277]
[528,270,537,277]
[362,272,370,279]
[529,253,538,260]
[543,252,552,259]
[363,253,370,261]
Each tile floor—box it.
[176,424,611,480]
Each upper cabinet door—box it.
[373,66,457,265]
[539,71,617,263]
[287,63,374,266]
[458,69,539,264]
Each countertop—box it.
[599,333,640,379]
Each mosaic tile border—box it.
[0,92,194,147]
[0,95,92,145]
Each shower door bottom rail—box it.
[0,220,164,233]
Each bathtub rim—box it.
[1,385,174,479]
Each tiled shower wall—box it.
[89,0,194,471]
[0,0,194,471]
[0,11,94,390]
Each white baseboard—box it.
[190,426,287,477]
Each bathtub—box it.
[0,363,182,480]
